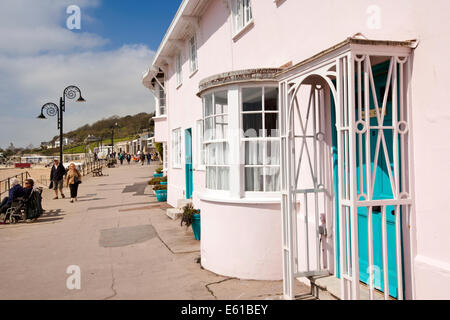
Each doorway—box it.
[185,128,193,199]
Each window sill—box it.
[194,166,206,172]
[232,20,254,42]
[198,192,282,204]
[172,166,182,170]
[189,69,198,78]
[153,115,167,121]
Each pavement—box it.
[0,162,310,300]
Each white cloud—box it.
[0,0,156,148]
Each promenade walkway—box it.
[0,163,309,300]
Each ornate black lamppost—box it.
[37,85,85,163]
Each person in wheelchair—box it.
[0,178,24,214]
[3,179,44,224]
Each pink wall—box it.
[155,0,450,297]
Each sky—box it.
[0,0,182,149]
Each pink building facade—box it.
[143,0,450,300]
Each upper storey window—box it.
[231,0,253,35]
[176,52,182,86]
[189,35,198,74]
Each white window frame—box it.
[176,52,183,87]
[241,86,281,193]
[231,0,253,36]
[195,119,205,170]
[189,35,198,74]
[171,128,182,168]
[158,82,166,115]
[203,91,230,191]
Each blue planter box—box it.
[192,213,201,240]
[155,189,167,202]
[160,181,167,185]
[153,173,163,178]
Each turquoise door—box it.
[332,61,401,298]
[185,128,193,199]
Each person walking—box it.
[146,152,151,165]
[50,159,66,200]
[119,152,124,165]
[140,153,145,166]
[66,163,82,203]
[126,154,131,165]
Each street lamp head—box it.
[37,113,46,119]
[76,95,86,103]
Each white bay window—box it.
[201,85,280,196]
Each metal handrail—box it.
[0,171,31,201]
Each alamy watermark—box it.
[66,265,81,290]
[366,4,382,30]
[66,5,81,30]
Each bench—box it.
[92,167,103,177]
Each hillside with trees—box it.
[39,112,155,156]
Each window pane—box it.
[217,142,229,165]
[207,166,216,189]
[217,167,229,190]
[265,87,278,111]
[206,143,216,165]
[265,167,280,192]
[242,87,262,111]
[205,117,214,141]
[265,113,279,137]
[204,94,213,117]
[215,91,228,114]
[245,167,264,192]
[243,113,262,137]
[245,141,264,165]
[266,140,280,165]
[215,115,228,140]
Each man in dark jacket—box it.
[50,159,66,199]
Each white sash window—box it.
[231,0,253,35]
[203,91,230,190]
[241,86,280,192]
[171,128,182,168]
[176,52,182,86]
[189,35,198,74]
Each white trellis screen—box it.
[280,42,415,300]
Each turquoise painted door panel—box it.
[332,61,401,298]
[185,128,193,199]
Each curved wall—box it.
[199,200,282,280]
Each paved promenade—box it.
[0,163,309,300]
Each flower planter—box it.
[192,213,201,240]
[155,189,167,202]
[153,173,163,178]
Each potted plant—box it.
[153,167,163,178]
[148,177,162,185]
[153,184,167,202]
[181,203,201,240]
[160,176,167,186]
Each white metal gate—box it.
[280,42,415,300]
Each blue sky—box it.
[77,1,181,52]
[0,0,182,149]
